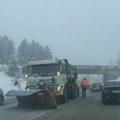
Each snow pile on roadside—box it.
[0,72,26,94]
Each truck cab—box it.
[23,59,79,101]
[6,59,79,106]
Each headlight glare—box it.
[57,72,60,76]
[57,86,61,92]
[25,74,28,78]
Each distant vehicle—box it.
[0,88,4,105]
[90,83,102,92]
[102,81,120,104]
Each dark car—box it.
[101,82,120,104]
[90,83,102,92]
[0,88,4,105]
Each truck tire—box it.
[0,95,4,105]
[62,88,68,103]
[56,97,61,105]
[70,84,75,99]
[76,88,79,97]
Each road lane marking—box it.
[32,111,48,119]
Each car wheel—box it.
[0,95,4,105]
[102,97,108,104]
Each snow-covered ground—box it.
[0,72,26,94]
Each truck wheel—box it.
[76,88,79,97]
[0,95,4,105]
[62,89,68,103]
[56,98,61,105]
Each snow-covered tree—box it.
[17,39,30,66]
[0,36,15,64]
[17,39,53,65]
[42,45,53,60]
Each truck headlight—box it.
[57,86,61,92]
[57,72,60,76]
[25,86,30,90]
[25,74,28,78]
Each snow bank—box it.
[0,72,26,94]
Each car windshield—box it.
[105,82,120,87]
[93,83,101,87]
[28,64,60,76]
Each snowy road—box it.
[1,91,120,120]
[34,90,120,120]
[0,68,120,120]
[0,97,49,120]
[0,71,49,120]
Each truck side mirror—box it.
[23,66,28,74]
[74,72,77,79]
[23,66,27,74]
[52,77,55,84]
[62,68,67,74]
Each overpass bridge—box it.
[74,65,120,83]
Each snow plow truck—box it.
[6,59,79,108]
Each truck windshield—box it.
[28,64,60,76]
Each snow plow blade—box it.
[6,90,47,106]
[5,89,57,109]
[6,90,44,97]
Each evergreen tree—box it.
[17,39,53,65]
[42,45,53,60]
[6,58,19,77]
[0,36,15,64]
[17,39,29,66]
[28,40,43,61]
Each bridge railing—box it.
[74,65,120,70]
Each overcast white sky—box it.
[0,0,120,65]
